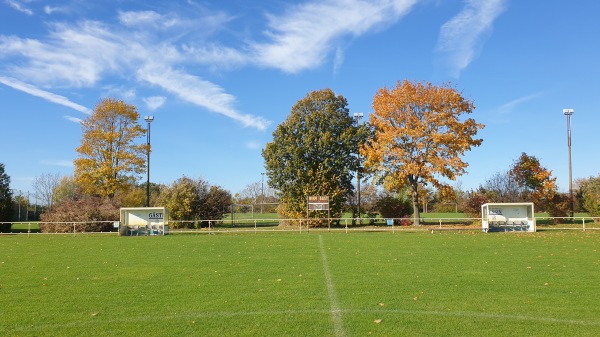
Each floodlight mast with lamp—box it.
[144,116,154,208]
[562,109,574,219]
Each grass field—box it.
[1,231,599,336]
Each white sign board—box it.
[308,196,329,210]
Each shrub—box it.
[376,195,412,220]
[544,192,569,222]
[460,190,490,217]
[397,215,412,226]
[40,197,119,233]
[431,203,458,213]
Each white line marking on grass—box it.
[319,235,347,337]
[8,308,599,333]
[345,308,600,326]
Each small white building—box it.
[481,202,535,232]
[119,207,169,236]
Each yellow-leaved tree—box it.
[74,98,147,199]
[363,80,484,225]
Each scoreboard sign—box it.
[308,196,329,210]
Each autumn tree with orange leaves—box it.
[74,98,147,199]
[362,80,484,225]
[510,152,567,217]
[510,153,557,200]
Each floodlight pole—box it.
[144,116,154,208]
[261,172,265,214]
[353,112,364,224]
[563,109,574,220]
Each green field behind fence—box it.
[1,231,599,336]
[8,211,597,233]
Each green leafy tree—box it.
[52,176,80,206]
[375,192,412,223]
[157,176,200,228]
[74,98,147,199]
[262,89,367,222]
[157,177,232,228]
[0,163,14,232]
[198,185,232,226]
[580,175,600,221]
[363,80,484,225]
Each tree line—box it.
[2,79,600,232]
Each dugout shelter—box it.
[119,207,169,236]
[481,202,535,233]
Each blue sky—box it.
[1,0,599,198]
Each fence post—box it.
[583,217,586,232]
[254,220,257,234]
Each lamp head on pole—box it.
[562,109,574,116]
[144,115,154,123]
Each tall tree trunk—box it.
[410,178,420,226]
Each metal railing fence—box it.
[2,216,599,235]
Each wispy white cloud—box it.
[137,64,271,130]
[5,0,33,15]
[63,115,83,123]
[436,0,507,77]
[181,44,247,69]
[143,96,167,111]
[0,9,269,130]
[0,76,91,113]
[497,92,546,113]
[0,2,415,130]
[245,140,262,150]
[333,47,345,75]
[250,0,417,73]
[102,86,137,102]
[118,9,233,35]
[44,5,68,15]
[0,22,123,87]
[119,10,165,26]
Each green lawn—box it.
[1,231,599,336]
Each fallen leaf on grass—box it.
[378,303,385,307]
[374,319,382,324]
